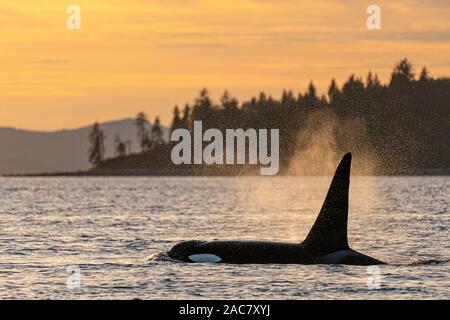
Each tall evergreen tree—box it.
[192,88,213,127]
[328,78,340,103]
[366,72,375,89]
[181,104,191,130]
[170,105,182,133]
[220,90,239,113]
[135,112,150,152]
[220,90,239,127]
[303,81,319,107]
[150,116,164,148]
[88,122,105,166]
[281,90,295,108]
[419,67,430,82]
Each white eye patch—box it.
[188,254,222,263]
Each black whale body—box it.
[168,153,385,265]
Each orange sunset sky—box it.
[1,0,449,131]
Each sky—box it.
[1,0,449,131]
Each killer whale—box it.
[168,153,385,265]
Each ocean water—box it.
[0,176,448,300]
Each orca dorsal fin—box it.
[303,153,351,254]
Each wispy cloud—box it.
[31,59,71,65]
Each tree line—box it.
[88,58,449,175]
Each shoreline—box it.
[3,169,449,177]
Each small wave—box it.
[408,259,449,266]
[389,258,450,266]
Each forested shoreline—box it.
[84,58,449,176]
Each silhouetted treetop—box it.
[390,58,415,87]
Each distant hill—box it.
[0,119,169,175]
